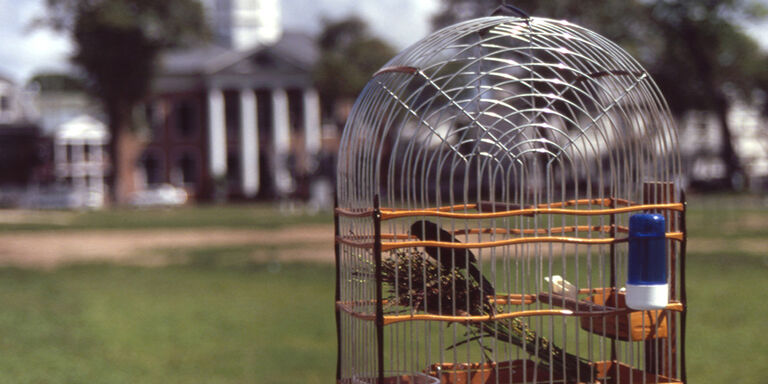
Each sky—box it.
[281,0,440,48]
[0,0,765,85]
[0,0,440,84]
[0,0,73,83]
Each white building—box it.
[679,101,768,190]
[0,74,37,124]
[54,114,109,207]
[152,31,321,200]
[149,0,322,201]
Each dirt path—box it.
[0,223,758,269]
[0,225,335,268]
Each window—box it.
[227,153,240,185]
[145,102,163,139]
[287,89,304,133]
[174,99,197,138]
[256,89,272,141]
[141,152,163,186]
[178,152,198,186]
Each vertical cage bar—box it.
[642,181,676,377]
[334,195,342,383]
[679,189,688,383]
[373,195,384,383]
[337,16,683,384]
[608,197,618,364]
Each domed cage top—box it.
[335,14,686,384]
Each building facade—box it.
[146,31,321,201]
[679,101,768,191]
[0,74,46,192]
[0,74,37,125]
[53,114,109,207]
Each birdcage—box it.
[334,9,687,384]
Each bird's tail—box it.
[477,319,595,383]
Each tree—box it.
[42,0,207,203]
[643,1,768,188]
[313,17,396,123]
[432,0,768,189]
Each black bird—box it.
[407,220,595,382]
[410,220,496,301]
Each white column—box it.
[207,88,227,178]
[54,141,66,179]
[73,141,86,192]
[95,141,106,192]
[239,89,259,197]
[271,88,292,194]
[303,88,321,158]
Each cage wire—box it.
[335,12,686,384]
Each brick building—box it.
[144,32,320,201]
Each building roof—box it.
[155,31,318,93]
[265,31,318,70]
[160,44,235,75]
[56,114,108,142]
[160,31,318,76]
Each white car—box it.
[131,184,188,207]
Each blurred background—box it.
[0,0,765,383]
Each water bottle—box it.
[626,213,668,310]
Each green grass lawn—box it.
[0,260,336,384]
[0,249,764,384]
[0,203,333,231]
[0,195,764,383]
[685,251,768,383]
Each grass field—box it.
[0,261,336,384]
[0,195,765,383]
[0,203,332,232]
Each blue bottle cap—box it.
[628,213,665,239]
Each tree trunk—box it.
[714,95,744,189]
[108,102,143,205]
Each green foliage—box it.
[42,0,209,202]
[313,16,396,114]
[642,1,768,178]
[432,0,768,187]
[43,0,207,107]
[643,1,768,112]
[434,0,768,111]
